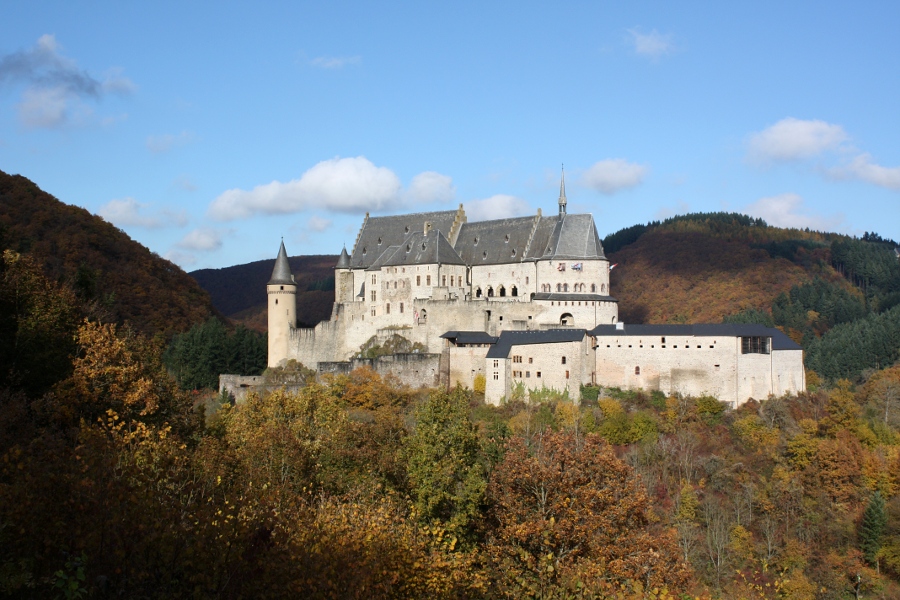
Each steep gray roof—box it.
[486,329,587,359]
[587,323,802,351]
[268,241,295,285]
[350,210,458,269]
[335,246,350,269]
[455,216,537,265]
[377,230,465,268]
[543,214,606,260]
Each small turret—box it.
[335,246,350,269]
[558,165,567,218]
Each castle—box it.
[264,172,805,406]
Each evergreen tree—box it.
[860,491,888,564]
[404,387,486,541]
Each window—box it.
[563,283,569,292]
[526,371,530,378]
[417,275,421,286]
[371,308,375,316]
[565,370,569,379]
[371,291,377,301]
[400,302,404,313]
[499,286,506,297]
[386,303,391,314]
[528,357,533,364]
[427,275,431,285]
[513,355,523,363]
[275,299,278,305]
[635,366,640,375]
[442,275,446,286]
[556,283,562,292]
[493,360,499,368]
[511,286,518,297]
[476,287,482,298]
[487,287,494,297]
[372,275,376,284]
[450,276,454,286]
[394,281,397,289]
[561,356,567,365]
[661,337,666,344]
[741,336,771,354]
[536,371,541,378]
[493,372,499,380]
[591,283,596,292]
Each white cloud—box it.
[164,250,196,268]
[465,195,532,222]
[627,28,674,59]
[828,153,900,191]
[146,131,195,154]
[98,197,187,229]
[583,159,648,194]
[307,216,333,232]
[16,86,70,128]
[176,228,222,251]
[743,193,846,231]
[406,171,456,203]
[310,55,361,69]
[208,156,411,220]
[0,34,134,129]
[748,118,848,163]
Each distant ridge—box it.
[0,170,217,336]
[191,254,338,331]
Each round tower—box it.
[267,241,297,368]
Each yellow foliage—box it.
[733,415,779,452]
[473,373,486,394]
[597,397,624,419]
[555,401,580,431]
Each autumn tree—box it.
[485,431,689,596]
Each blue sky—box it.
[2,1,899,270]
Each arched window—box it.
[420,309,427,323]
[556,283,562,292]
[386,303,391,314]
[487,287,494,297]
[476,287,482,298]
[511,286,518,297]
[591,283,596,293]
[560,313,573,326]
[602,283,607,294]
[563,283,569,292]
[635,366,641,375]
[499,286,506,297]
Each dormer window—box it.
[474,236,479,245]
[422,242,427,250]
[406,244,411,252]
[404,225,409,233]
[362,247,367,255]
[505,234,510,243]
[377,237,382,245]
[483,251,487,259]
[511,249,517,257]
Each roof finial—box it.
[558,164,567,218]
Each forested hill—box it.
[190,254,338,331]
[0,170,217,336]
[605,213,899,325]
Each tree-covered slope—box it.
[606,213,863,325]
[190,254,338,330]
[0,170,217,336]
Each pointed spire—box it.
[558,164,567,217]
[335,245,350,269]
[268,240,295,285]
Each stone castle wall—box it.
[317,353,442,388]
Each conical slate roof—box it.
[335,246,350,269]
[268,241,295,285]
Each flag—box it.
[610,263,618,271]
[557,263,566,271]
[572,263,582,271]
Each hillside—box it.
[607,214,862,324]
[0,170,217,336]
[190,254,338,331]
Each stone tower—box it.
[267,241,297,368]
